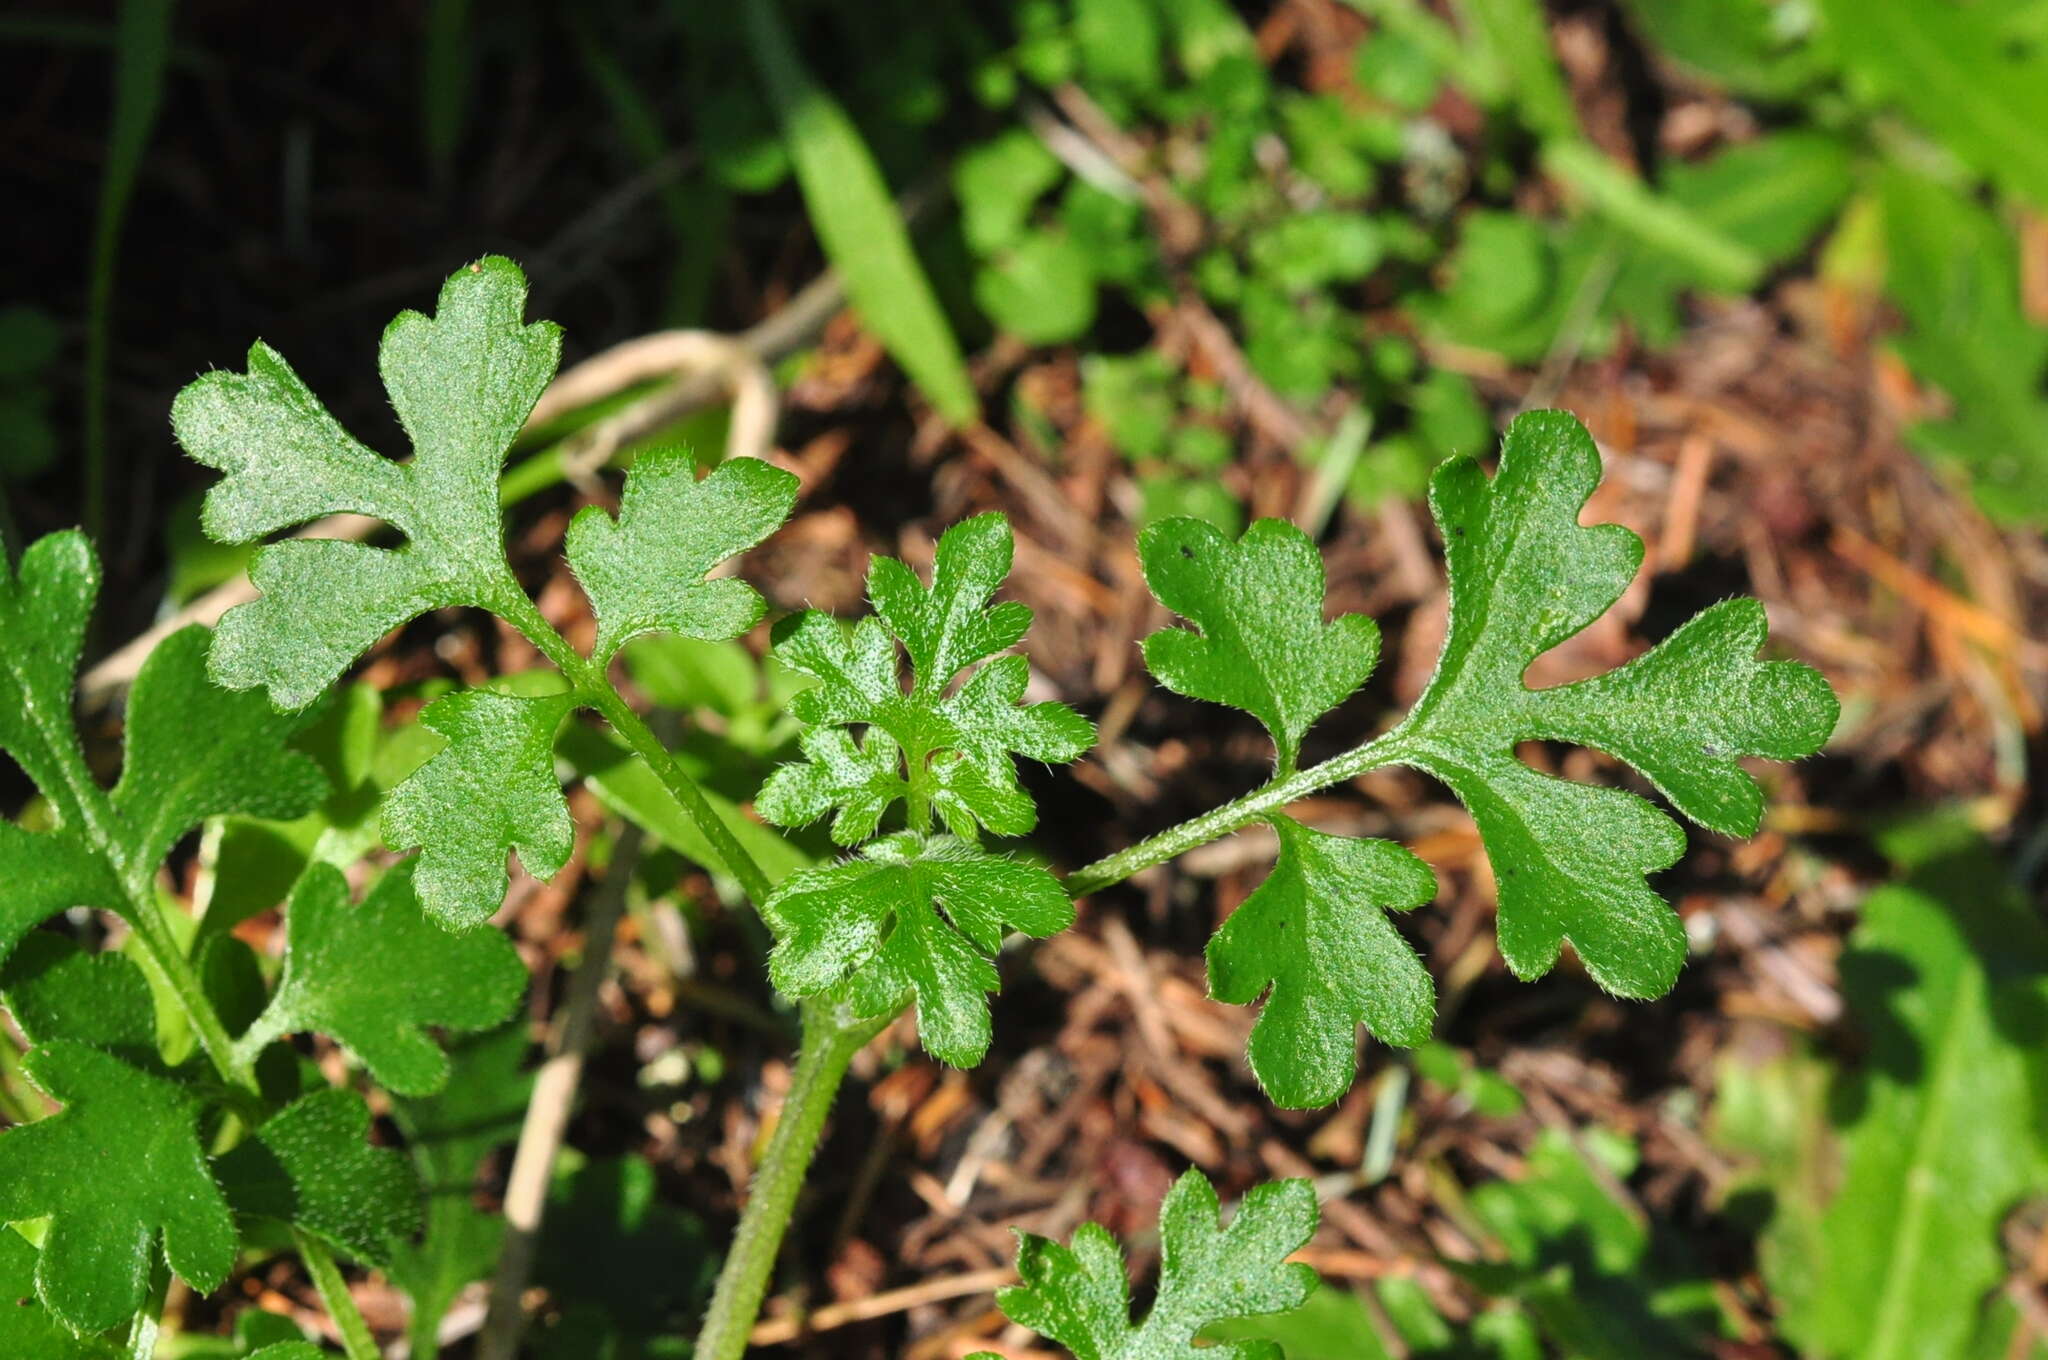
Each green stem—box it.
[693,997,890,1360]
[129,887,257,1092]
[296,1229,380,1360]
[1061,729,1414,898]
[491,587,776,907]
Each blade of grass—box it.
[740,0,978,426]
[1541,141,1764,292]
[83,0,173,544]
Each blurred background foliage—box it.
[3,0,2046,1356]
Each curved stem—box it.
[490,588,776,907]
[1061,729,1414,898]
[296,1229,380,1360]
[694,997,891,1360]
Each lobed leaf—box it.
[219,1088,422,1265]
[173,257,561,709]
[1208,817,1436,1108]
[760,514,1092,843]
[1138,517,1380,773]
[1396,411,1836,996]
[112,624,328,871]
[244,863,527,1096]
[0,1039,237,1332]
[0,1232,121,1358]
[0,536,324,973]
[564,448,798,661]
[382,687,577,928]
[0,932,158,1063]
[980,1169,1320,1359]
[763,832,1072,1066]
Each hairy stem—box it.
[1062,729,1413,898]
[694,997,892,1360]
[296,1229,380,1360]
[491,588,777,906]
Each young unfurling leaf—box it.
[565,447,799,661]
[973,1169,1320,1359]
[1138,517,1380,774]
[381,687,578,929]
[758,513,1093,843]
[1208,817,1436,1109]
[173,257,561,709]
[238,863,527,1096]
[762,832,1073,1066]
[1399,411,1836,996]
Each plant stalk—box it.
[296,1228,380,1360]
[693,996,891,1360]
[491,587,776,907]
[1062,728,1414,898]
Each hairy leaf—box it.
[0,536,323,971]
[760,514,1092,842]
[1208,817,1436,1108]
[382,687,576,928]
[0,1231,121,1358]
[173,256,561,708]
[0,1039,236,1332]
[1396,411,1835,996]
[112,624,328,870]
[1139,517,1380,773]
[565,448,798,660]
[979,1169,1319,1359]
[219,1088,422,1265]
[763,832,1073,1066]
[0,932,157,1063]
[244,863,527,1096]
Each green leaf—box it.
[0,537,325,970]
[389,1023,532,1351]
[759,513,1092,843]
[741,0,978,426]
[1138,517,1380,774]
[1821,0,2048,209]
[0,1231,122,1358]
[1208,817,1436,1108]
[219,1089,422,1266]
[762,833,1073,1067]
[955,128,1064,255]
[0,932,157,1062]
[382,687,577,928]
[1740,839,2048,1360]
[1878,168,2048,522]
[112,624,328,871]
[975,230,1100,344]
[564,449,798,661]
[173,257,561,708]
[530,1155,714,1354]
[1463,1129,1719,1357]
[0,1040,236,1332]
[244,863,527,1096]
[1398,412,1836,996]
[0,532,101,824]
[988,1169,1319,1358]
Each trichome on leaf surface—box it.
[0,257,1834,1356]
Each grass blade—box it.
[740,0,978,426]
